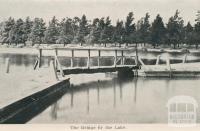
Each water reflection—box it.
[23,78,200,123]
[133,78,138,104]
[48,78,139,118]
[1,52,200,123]
[70,87,74,108]
[97,81,100,105]
[87,88,90,114]
[119,79,123,103]
[113,79,116,108]
[51,102,59,120]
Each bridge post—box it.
[55,55,64,77]
[55,48,58,56]
[121,50,124,65]
[98,50,101,67]
[87,49,91,68]
[114,50,117,67]
[71,50,74,68]
[166,56,172,78]
[156,55,161,65]
[182,54,187,63]
[55,48,58,69]
[50,59,59,81]
[38,48,42,68]
[5,58,10,73]
[135,43,139,77]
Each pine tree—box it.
[124,12,136,44]
[13,18,24,45]
[0,17,15,44]
[84,27,95,45]
[98,18,105,44]
[76,15,89,45]
[23,17,33,44]
[184,22,194,45]
[100,17,113,47]
[134,19,144,44]
[44,16,59,44]
[112,20,124,46]
[166,10,184,48]
[151,14,166,48]
[29,18,46,45]
[91,18,100,44]
[138,13,151,46]
[194,11,200,49]
[57,18,74,45]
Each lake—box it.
[0,49,200,123]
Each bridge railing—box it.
[36,47,138,68]
[34,47,139,78]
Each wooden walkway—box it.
[35,47,139,78]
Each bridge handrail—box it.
[38,47,136,51]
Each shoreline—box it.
[1,45,200,55]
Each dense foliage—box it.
[0,10,200,48]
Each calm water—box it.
[0,50,200,123]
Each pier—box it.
[0,79,70,124]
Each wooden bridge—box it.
[35,47,140,79]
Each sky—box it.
[0,0,199,25]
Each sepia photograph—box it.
[0,0,200,130]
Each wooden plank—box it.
[182,54,188,63]
[135,43,139,66]
[166,57,172,78]
[98,50,101,67]
[41,47,136,51]
[55,56,64,77]
[38,49,42,68]
[143,71,200,77]
[55,49,58,69]
[60,66,139,75]
[55,48,58,56]
[156,55,161,65]
[5,58,10,73]
[0,79,70,124]
[33,57,39,70]
[87,49,91,68]
[139,58,145,65]
[71,50,74,68]
[121,50,124,65]
[50,59,59,81]
[114,50,117,67]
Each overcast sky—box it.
[0,0,199,24]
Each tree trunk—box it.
[173,43,176,49]
[39,38,42,45]
[104,43,106,47]
[153,44,156,48]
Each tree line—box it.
[0,10,200,49]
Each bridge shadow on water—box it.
[47,76,139,121]
[0,73,139,124]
